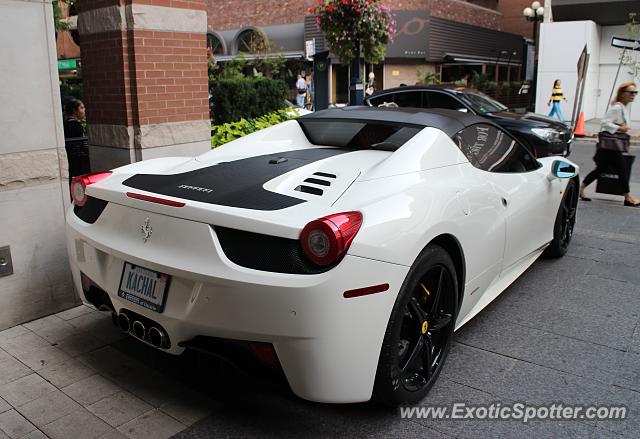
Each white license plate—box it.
[118,263,170,313]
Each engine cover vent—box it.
[294,185,323,196]
[313,172,336,179]
[303,177,331,186]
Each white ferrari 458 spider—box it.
[66,107,579,405]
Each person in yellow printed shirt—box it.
[547,79,568,122]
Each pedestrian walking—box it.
[547,79,568,122]
[305,73,314,110]
[366,71,376,96]
[580,82,639,207]
[296,74,307,108]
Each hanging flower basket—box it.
[310,0,396,64]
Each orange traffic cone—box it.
[574,111,586,137]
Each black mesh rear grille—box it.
[74,197,108,224]
[213,226,337,274]
[81,273,115,312]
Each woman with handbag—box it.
[580,82,639,207]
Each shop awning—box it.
[214,51,305,62]
[214,23,305,57]
[443,53,522,66]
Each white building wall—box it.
[536,21,600,122]
[537,20,639,123]
[597,25,639,120]
[0,0,76,329]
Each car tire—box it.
[372,244,458,406]
[543,179,578,258]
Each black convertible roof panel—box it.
[300,106,486,137]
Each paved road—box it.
[120,140,640,439]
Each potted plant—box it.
[310,0,396,64]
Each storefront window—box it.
[236,29,266,53]
[207,33,224,55]
[498,65,509,82]
[485,65,496,81]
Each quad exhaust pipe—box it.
[148,327,166,348]
[116,312,169,349]
[132,320,146,339]
[117,313,131,333]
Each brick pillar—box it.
[77,0,210,170]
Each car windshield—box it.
[297,119,422,151]
[461,92,508,114]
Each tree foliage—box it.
[416,68,441,85]
[53,1,75,31]
[621,12,640,79]
[211,109,298,148]
[209,77,288,125]
[208,36,288,83]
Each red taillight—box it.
[300,211,363,266]
[70,172,112,207]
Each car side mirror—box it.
[549,160,576,180]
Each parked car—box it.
[366,85,573,157]
[66,107,579,405]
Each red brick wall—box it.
[126,0,207,11]
[79,0,207,13]
[78,0,209,127]
[206,0,501,32]
[429,0,501,30]
[77,0,123,13]
[80,31,132,126]
[499,0,535,38]
[132,30,209,125]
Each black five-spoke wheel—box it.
[544,179,578,258]
[374,244,458,405]
[398,265,455,392]
[559,181,577,252]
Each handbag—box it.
[595,154,635,195]
[598,131,630,153]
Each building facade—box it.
[535,0,639,122]
[0,0,76,329]
[206,0,529,105]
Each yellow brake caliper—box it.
[420,283,430,334]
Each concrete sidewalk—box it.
[0,306,213,439]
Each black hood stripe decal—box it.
[122,148,348,210]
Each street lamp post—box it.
[523,1,545,112]
[349,43,364,106]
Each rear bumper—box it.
[66,205,409,403]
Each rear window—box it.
[297,119,422,151]
[368,92,421,108]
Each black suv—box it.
[366,85,573,157]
